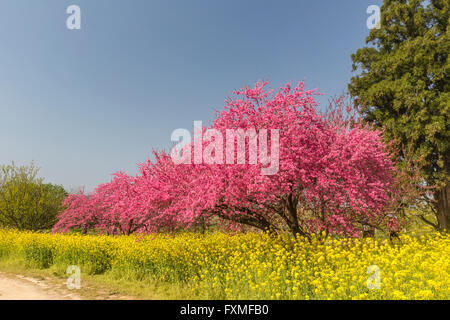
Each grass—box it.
[1,229,449,300]
[0,254,195,300]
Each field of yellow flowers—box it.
[0,229,448,300]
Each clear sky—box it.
[0,0,382,192]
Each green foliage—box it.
[349,0,449,184]
[0,162,67,231]
[23,240,54,269]
[349,0,449,229]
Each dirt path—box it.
[0,273,81,300]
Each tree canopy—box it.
[54,81,396,237]
[0,162,67,231]
[349,0,449,230]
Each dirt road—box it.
[0,273,80,300]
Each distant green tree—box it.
[0,162,67,231]
[349,0,449,230]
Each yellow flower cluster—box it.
[0,229,448,300]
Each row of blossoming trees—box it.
[54,81,400,237]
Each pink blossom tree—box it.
[52,189,101,233]
[159,81,396,236]
[54,80,397,237]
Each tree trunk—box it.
[435,181,450,232]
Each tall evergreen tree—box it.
[349,0,449,230]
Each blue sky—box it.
[0,0,382,192]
